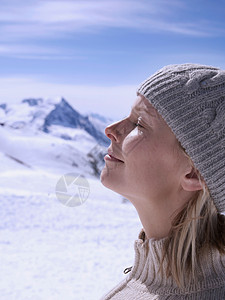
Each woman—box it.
[100,64,225,299]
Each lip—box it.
[104,149,124,163]
[104,154,124,163]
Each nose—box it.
[105,120,125,143]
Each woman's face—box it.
[100,94,188,205]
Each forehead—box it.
[131,94,160,119]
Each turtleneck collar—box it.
[125,229,225,296]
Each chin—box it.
[100,171,114,189]
[100,166,107,183]
[100,168,124,194]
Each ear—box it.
[181,167,203,192]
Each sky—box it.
[0,0,225,119]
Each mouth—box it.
[108,154,124,162]
[104,149,124,163]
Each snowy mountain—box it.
[0,98,141,300]
[0,97,112,177]
[43,98,109,146]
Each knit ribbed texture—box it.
[100,229,225,299]
[137,63,225,213]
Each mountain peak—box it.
[43,98,80,131]
[60,97,68,104]
[0,103,7,110]
[22,98,43,106]
[42,98,109,146]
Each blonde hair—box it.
[161,152,225,288]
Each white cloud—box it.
[0,0,222,42]
[0,44,83,60]
[0,0,223,59]
[0,76,137,119]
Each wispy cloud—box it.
[0,44,84,60]
[0,0,224,60]
[0,0,222,41]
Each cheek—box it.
[127,137,178,179]
[122,128,145,157]
[123,139,154,180]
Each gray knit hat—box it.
[137,63,225,213]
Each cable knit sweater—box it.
[100,229,225,300]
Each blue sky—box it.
[1,0,225,118]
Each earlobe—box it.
[181,168,203,192]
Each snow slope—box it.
[0,171,141,300]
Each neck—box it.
[127,190,194,239]
[134,202,172,239]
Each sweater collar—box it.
[126,229,225,296]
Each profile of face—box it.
[100,94,201,212]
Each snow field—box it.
[0,170,141,300]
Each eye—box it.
[134,122,144,128]
[134,116,144,128]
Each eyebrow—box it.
[131,105,148,113]
[130,105,158,119]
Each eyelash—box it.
[134,121,144,128]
